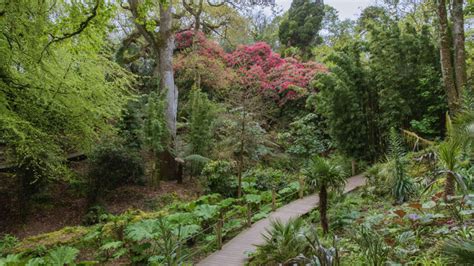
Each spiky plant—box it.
[304,156,346,234]
[251,218,308,265]
[441,236,474,264]
[438,114,466,200]
[354,225,388,266]
[388,128,415,204]
[291,233,340,266]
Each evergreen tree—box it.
[279,0,325,56]
[143,92,168,186]
[312,44,379,161]
[188,86,217,157]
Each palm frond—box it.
[441,236,474,264]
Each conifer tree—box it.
[279,0,325,56]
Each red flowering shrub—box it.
[175,30,226,60]
[174,31,233,93]
[174,31,327,105]
[226,42,326,105]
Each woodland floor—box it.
[0,162,201,239]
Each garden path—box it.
[197,174,366,266]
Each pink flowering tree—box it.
[174,31,326,105]
[174,30,235,94]
[226,42,326,105]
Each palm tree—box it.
[438,114,468,201]
[304,156,346,234]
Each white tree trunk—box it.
[159,2,178,139]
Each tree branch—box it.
[127,0,159,55]
[38,1,100,62]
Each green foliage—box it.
[304,156,346,234]
[292,233,340,266]
[185,86,218,174]
[244,167,286,190]
[438,139,462,173]
[87,141,144,202]
[119,99,145,149]
[0,0,132,183]
[353,225,388,266]
[251,218,308,265]
[251,217,340,266]
[279,0,325,52]
[304,156,346,193]
[193,204,219,220]
[362,9,445,139]
[388,128,416,204]
[314,6,446,161]
[0,246,81,266]
[214,109,271,164]
[201,160,237,197]
[0,254,22,265]
[313,49,377,161]
[45,246,79,265]
[125,218,187,264]
[82,205,109,226]
[441,236,474,264]
[143,92,168,154]
[278,113,331,158]
[0,235,18,256]
[187,86,217,157]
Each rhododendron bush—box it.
[174,31,326,105]
[174,31,234,93]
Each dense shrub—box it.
[201,160,237,197]
[278,113,332,158]
[87,142,144,203]
[243,167,286,191]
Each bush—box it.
[365,163,391,196]
[201,160,237,197]
[0,234,18,256]
[250,218,308,265]
[277,113,331,159]
[353,225,388,266]
[88,141,144,203]
[244,167,286,191]
[82,205,109,225]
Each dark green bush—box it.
[87,142,144,203]
[201,160,237,197]
[82,205,109,225]
[244,167,286,191]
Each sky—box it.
[275,0,375,20]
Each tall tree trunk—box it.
[319,184,328,234]
[158,2,179,180]
[437,0,459,114]
[159,2,178,139]
[128,0,178,181]
[452,0,466,94]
